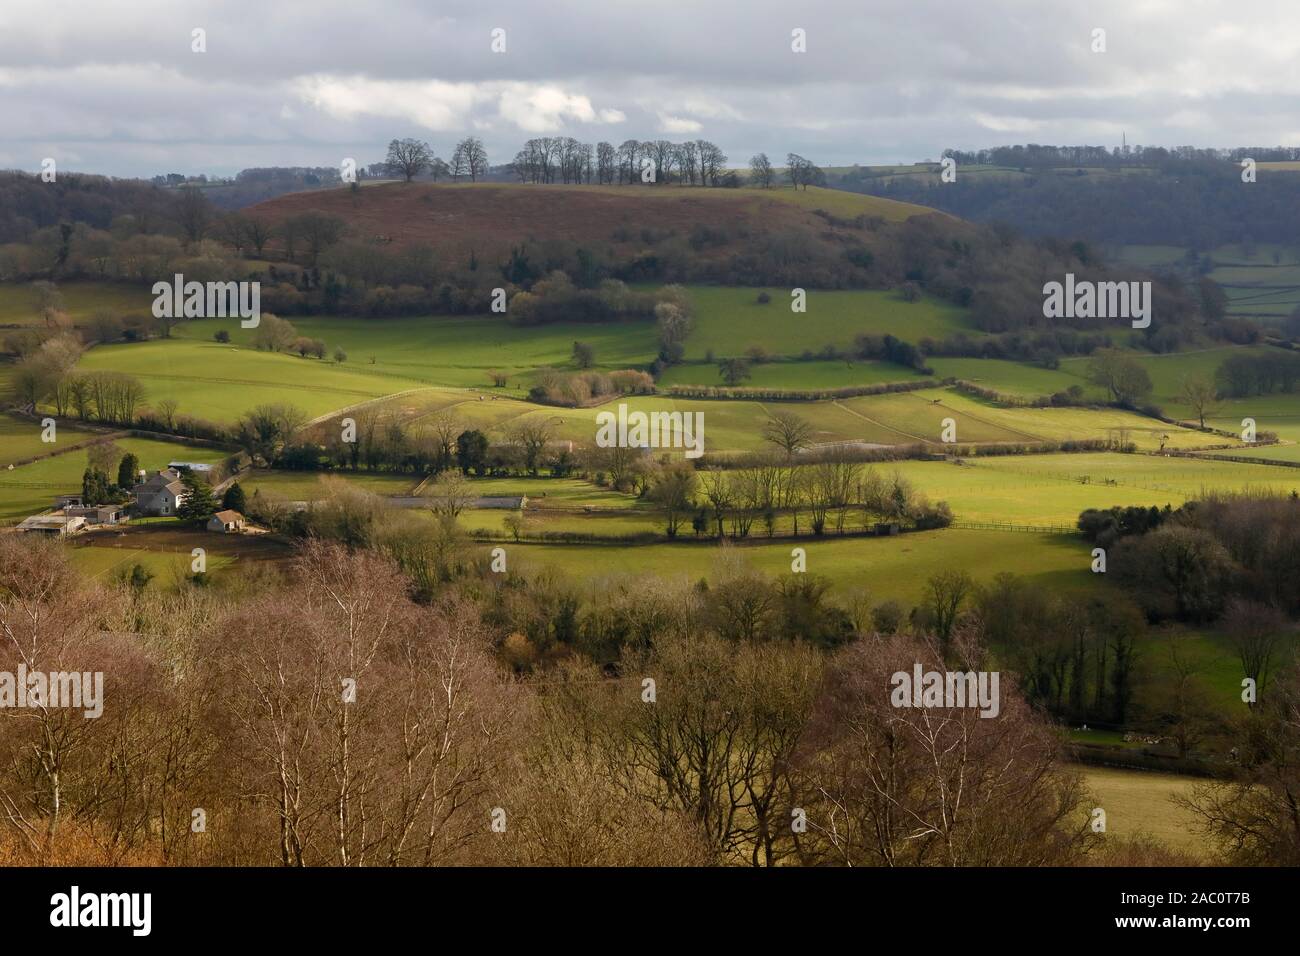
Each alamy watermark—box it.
[595,402,704,459]
[50,886,150,936]
[1043,273,1150,329]
[0,666,104,718]
[890,663,1000,718]
[152,274,261,327]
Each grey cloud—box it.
[2,0,1298,177]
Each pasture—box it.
[657,358,917,390]
[678,286,971,360]
[171,311,661,395]
[75,338,427,423]
[496,528,1097,604]
[0,412,103,466]
[0,280,153,327]
[331,383,1229,455]
[1114,243,1300,322]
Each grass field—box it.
[39,279,979,423]
[925,357,1085,398]
[657,358,920,389]
[171,312,661,397]
[0,281,153,327]
[335,384,1228,455]
[67,542,236,585]
[0,412,104,466]
[75,339,429,423]
[1115,243,1300,322]
[972,452,1300,502]
[898,389,1218,451]
[1081,767,1209,857]
[64,524,293,588]
[436,452,1294,532]
[496,528,1097,603]
[678,286,972,360]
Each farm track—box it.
[831,399,931,444]
[298,386,445,430]
[925,395,1042,442]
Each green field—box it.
[972,452,1300,502]
[440,452,1295,533]
[338,384,1227,455]
[0,412,104,466]
[495,528,1096,604]
[67,543,236,585]
[171,312,661,397]
[874,388,1216,451]
[678,286,972,360]
[925,357,1086,398]
[75,339,428,423]
[657,358,920,390]
[0,281,153,327]
[1115,243,1300,322]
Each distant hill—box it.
[245,182,941,257]
[831,158,1300,249]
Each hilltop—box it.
[245,182,941,256]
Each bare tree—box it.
[386,138,433,182]
[175,187,212,245]
[1179,374,1221,429]
[427,469,474,519]
[506,418,555,476]
[763,410,814,460]
[925,569,973,651]
[794,631,1091,866]
[1224,598,1288,706]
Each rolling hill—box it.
[245,182,941,255]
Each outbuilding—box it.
[206,510,246,533]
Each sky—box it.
[3,0,1300,179]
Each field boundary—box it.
[949,520,1079,535]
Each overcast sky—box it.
[4,0,1300,179]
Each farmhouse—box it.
[207,510,246,533]
[132,469,188,516]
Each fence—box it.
[950,520,1079,535]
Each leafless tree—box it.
[386,138,433,182]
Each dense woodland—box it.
[838,146,1300,248]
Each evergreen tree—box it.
[81,468,111,506]
[177,471,218,521]
[456,429,489,475]
[117,453,139,490]
[222,481,247,513]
